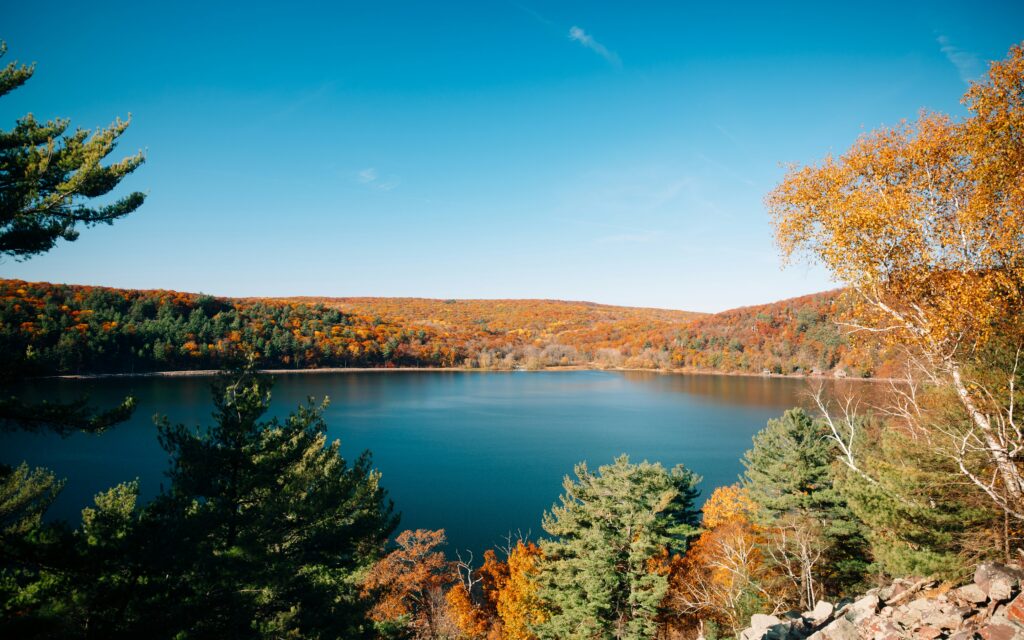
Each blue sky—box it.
[1,1,1021,312]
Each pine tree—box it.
[0,39,144,435]
[834,423,996,579]
[136,368,399,638]
[535,455,701,640]
[1,370,399,638]
[0,42,145,260]
[741,408,868,606]
[0,464,66,637]
[0,463,61,537]
[0,480,141,638]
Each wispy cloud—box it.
[568,26,621,68]
[937,35,981,84]
[355,167,399,192]
[714,124,745,152]
[551,167,715,248]
[511,2,553,27]
[558,171,697,218]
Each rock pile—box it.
[737,564,1024,640]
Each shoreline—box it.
[41,365,896,383]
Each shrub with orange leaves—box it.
[444,540,545,640]
[667,486,782,637]
[495,541,545,640]
[362,529,456,636]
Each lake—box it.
[2,370,855,555]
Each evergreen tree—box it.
[0,39,145,435]
[835,423,996,579]
[137,368,399,638]
[0,465,68,638]
[0,463,61,537]
[0,480,139,638]
[535,455,700,640]
[741,408,868,606]
[0,42,145,259]
[1,369,398,638]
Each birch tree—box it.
[767,43,1024,522]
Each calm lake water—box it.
[2,370,855,555]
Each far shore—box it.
[43,365,896,383]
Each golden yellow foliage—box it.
[767,43,1024,357]
[668,485,780,636]
[701,484,758,529]
[767,42,1024,519]
[495,541,545,640]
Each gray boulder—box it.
[807,601,834,624]
[807,617,858,640]
[956,583,990,605]
[976,564,1024,603]
[842,594,880,625]
[751,614,783,628]
[741,615,785,640]
[921,608,965,631]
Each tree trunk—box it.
[950,363,1024,508]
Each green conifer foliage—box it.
[0,370,398,638]
[0,40,145,435]
[0,463,61,537]
[835,425,996,580]
[0,481,139,638]
[0,464,67,637]
[141,368,399,638]
[0,42,145,260]
[741,408,868,606]
[535,455,701,640]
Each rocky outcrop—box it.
[737,563,1024,640]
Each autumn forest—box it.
[0,278,897,379]
[2,14,1024,640]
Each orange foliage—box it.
[494,541,545,640]
[446,583,492,638]
[444,540,545,640]
[1,278,898,377]
[668,486,778,636]
[362,529,455,632]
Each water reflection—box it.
[2,370,887,555]
[619,371,885,409]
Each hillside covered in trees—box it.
[0,279,898,378]
[3,20,1024,640]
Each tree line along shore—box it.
[2,34,1023,640]
[1,278,900,381]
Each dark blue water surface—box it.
[2,370,843,555]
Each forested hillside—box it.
[3,26,1023,640]
[0,279,896,377]
[668,292,902,378]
